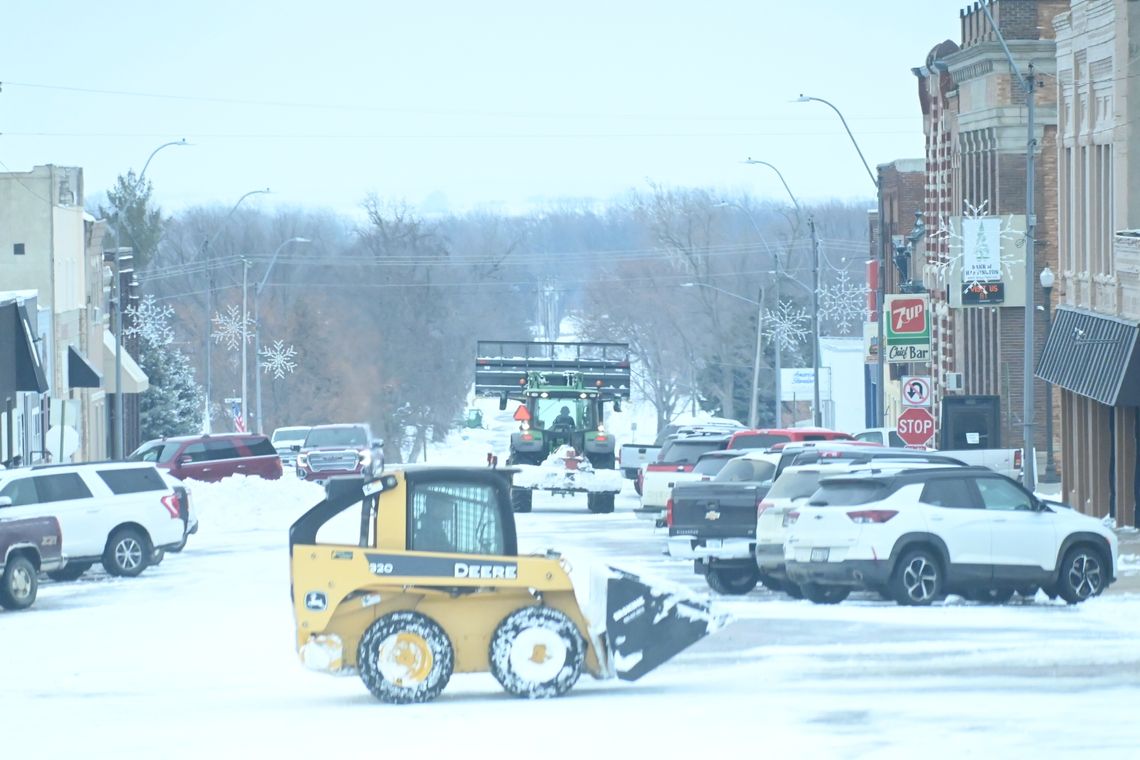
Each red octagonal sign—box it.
[896,407,935,447]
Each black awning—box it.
[68,345,102,388]
[0,301,49,396]
[1037,306,1140,406]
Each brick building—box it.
[913,0,1064,454]
[1038,0,1140,527]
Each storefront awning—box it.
[68,345,102,388]
[101,329,149,394]
[1037,306,1140,406]
[0,300,49,395]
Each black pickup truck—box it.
[665,452,780,595]
[665,443,970,595]
[1,515,64,610]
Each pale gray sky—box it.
[4,1,962,218]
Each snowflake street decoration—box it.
[764,301,810,351]
[123,294,175,346]
[818,270,869,335]
[928,199,1023,291]
[210,305,254,351]
[259,340,297,379]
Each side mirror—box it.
[0,496,11,508]
[613,397,622,413]
[178,455,193,465]
[291,444,301,452]
[371,439,384,449]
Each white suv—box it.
[784,466,1118,606]
[0,462,194,579]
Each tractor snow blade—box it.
[604,567,721,681]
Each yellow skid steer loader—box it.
[289,466,723,703]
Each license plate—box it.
[810,548,829,562]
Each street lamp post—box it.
[201,188,271,434]
[111,139,188,459]
[1039,266,1059,483]
[252,236,310,433]
[795,95,883,428]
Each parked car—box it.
[0,462,193,579]
[129,433,283,483]
[0,515,64,610]
[853,428,1022,479]
[271,426,311,468]
[618,418,744,481]
[784,466,1118,605]
[726,427,856,450]
[295,423,383,484]
[755,458,964,596]
[666,450,783,594]
[640,434,732,510]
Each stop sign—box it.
[896,407,935,447]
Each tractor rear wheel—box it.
[511,488,533,513]
[358,611,454,704]
[490,606,585,699]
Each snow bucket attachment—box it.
[602,567,724,681]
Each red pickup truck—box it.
[1,515,64,610]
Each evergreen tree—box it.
[138,342,204,441]
[99,171,164,269]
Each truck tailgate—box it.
[669,482,765,540]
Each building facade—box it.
[914,0,1064,457]
[1039,0,1140,527]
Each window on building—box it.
[13,243,25,256]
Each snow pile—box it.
[183,474,326,548]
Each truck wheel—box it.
[46,561,93,582]
[756,571,783,592]
[587,492,615,514]
[706,564,760,595]
[801,583,850,605]
[102,527,151,578]
[0,555,37,610]
[1056,545,1108,604]
[358,611,454,704]
[589,454,615,470]
[781,580,804,599]
[511,488,533,513]
[490,606,585,699]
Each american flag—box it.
[230,400,246,432]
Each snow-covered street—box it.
[2,463,1139,757]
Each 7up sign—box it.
[885,295,931,364]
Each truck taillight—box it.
[161,493,180,519]
[846,510,898,524]
[666,498,674,528]
[783,511,800,527]
[1014,449,1023,470]
[757,499,774,518]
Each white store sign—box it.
[780,368,832,402]
[961,217,1002,283]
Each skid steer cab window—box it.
[411,482,505,556]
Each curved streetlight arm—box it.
[743,159,802,213]
[201,188,271,253]
[137,139,189,187]
[796,95,878,190]
[257,237,311,296]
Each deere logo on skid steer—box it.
[453,562,518,579]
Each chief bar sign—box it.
[884,295,931,364]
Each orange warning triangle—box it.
[513,404,531,422]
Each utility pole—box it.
[809,217,822,426]
[979,1,1037,491]
[748,284,765,428]
[202,238,212,434]
[240,257,250,432]
[773,252,782,427]
[112,247,125,459]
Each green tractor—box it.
[475,341,630,513]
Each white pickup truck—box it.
[853,428,1022,481]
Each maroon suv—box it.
[129,433,283,483]
[295,423,381,483]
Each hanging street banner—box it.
[962,217,1002,283]
[945,212,1027,308]
[884,295,931,364]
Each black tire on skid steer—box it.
[706,564,761,595]
[587,492,615,514]
[490,606,585,699]
[357,611,455,704]
[511,488,533,513]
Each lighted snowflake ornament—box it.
[210,305,254,351]
[928,199,1023,290]
[764,301,810,351]
[818,270,870,335]
[259,340,297,379]
[123,295,175,346]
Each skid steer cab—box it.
[289,468,723,704]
